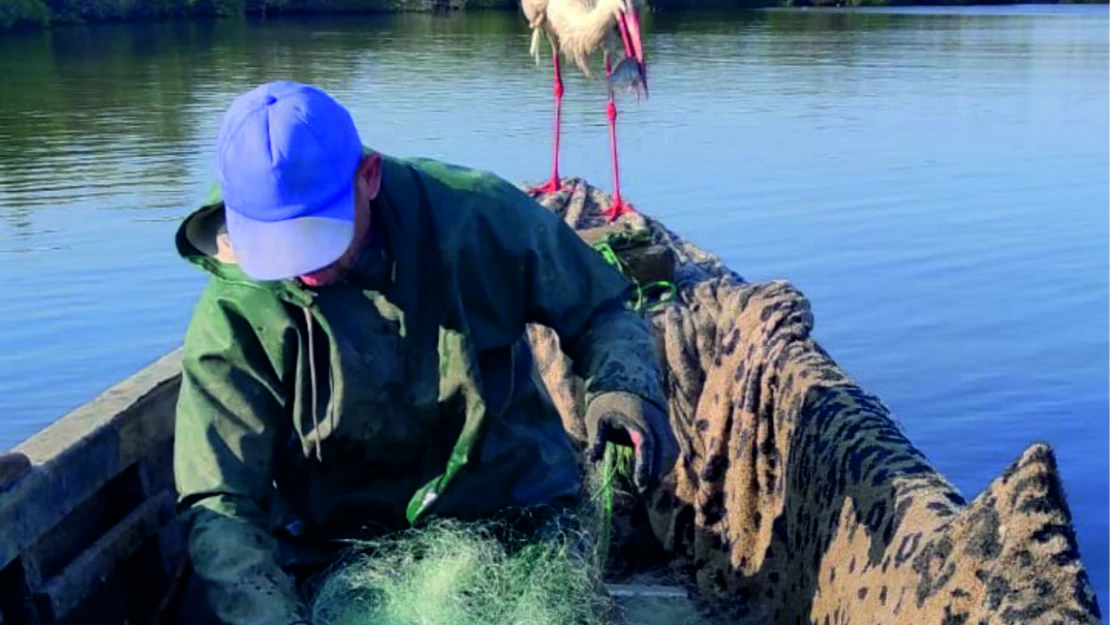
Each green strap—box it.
[591,235,677,315]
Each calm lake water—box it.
[0,3,1106,605]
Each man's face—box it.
[298,153,382,287]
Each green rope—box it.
[587,228,677,570]
[590,233,677,315]
[592,443,634,570]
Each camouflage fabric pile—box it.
[524,179,1102,624]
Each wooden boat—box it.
[0,179,1101,625]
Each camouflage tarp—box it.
[525,178,1102,625]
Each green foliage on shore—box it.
[1,0,50,29]
[0,0,514,29]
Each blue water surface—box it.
[0,3,1105,607]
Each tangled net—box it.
[307,516,617,625]
[306,448,636,625]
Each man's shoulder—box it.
[399,155,514,192]
[389,155,539,218]
[382,154,571,268]
[404,156,565,235]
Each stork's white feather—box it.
[530,27,542,65]
[521,0,639,77]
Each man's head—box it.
[216,81,382,285]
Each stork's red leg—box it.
[600,53,635,222]
[527,50,566,197]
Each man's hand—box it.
[585,391,679,494]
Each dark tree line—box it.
[2,0,1103,34]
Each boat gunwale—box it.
[0,349,183,573]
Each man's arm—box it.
[501,196,665,410]
[173,287,308,625]
[463,179,677,489]
[525,236,667,412]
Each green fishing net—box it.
[308,517,614,625]
[307,447,633,625]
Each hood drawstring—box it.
[304,306,324,462]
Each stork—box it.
[521,0,648,221]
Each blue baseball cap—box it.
[216,81,365,281]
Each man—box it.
[172,80,678,625]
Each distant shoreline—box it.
[1,0,1104,32]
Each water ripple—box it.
[0,4,1106,604]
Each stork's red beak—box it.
[616,1,648,96]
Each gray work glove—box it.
[585,391,679,494]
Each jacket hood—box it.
[175,192,321,307]
[176,184,238,277]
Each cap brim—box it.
[224,186,356,281]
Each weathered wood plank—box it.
[0,350,182,571]
[0,453,31,492]
[577,225,676,286]
[618,244,676,285]
[20,464,146,587]
[606,583,689,599]
[608,584,715,625]
[33,490,175,622]
[0,556,40,625]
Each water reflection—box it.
[0,8,1055,219]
